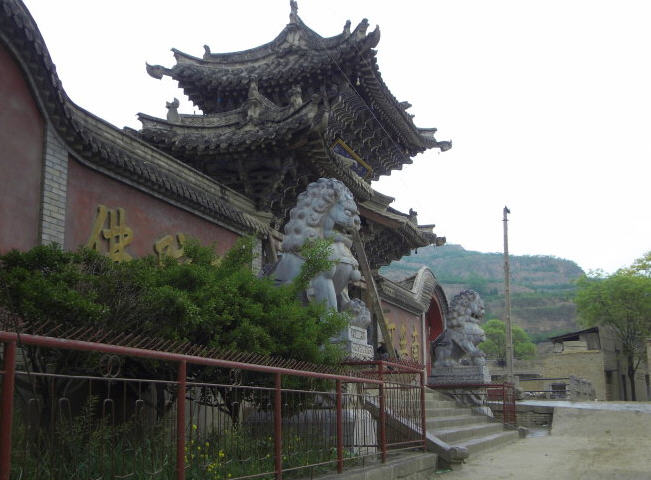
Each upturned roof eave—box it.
[356,57,452,155]
[359,200,439,250]
[136,99,327,155]
[160,16,379,70]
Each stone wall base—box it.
[428,365,491,385]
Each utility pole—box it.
[503,206,514,383]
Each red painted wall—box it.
[65,157,240,258]
[0,43,44,252]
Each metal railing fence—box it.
[0,324,426,480]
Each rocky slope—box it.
[381,244,585,336]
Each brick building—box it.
[542,327,650,401]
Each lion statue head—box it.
[281,178,361,253]
[448,290,486,346]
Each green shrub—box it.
[0,237,346,364]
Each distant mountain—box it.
[381,244,585,338]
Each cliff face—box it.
[381,244,585,336]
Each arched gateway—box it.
[377,266,449,369]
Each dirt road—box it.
[439,404,651,480]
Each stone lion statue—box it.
[433,290,487,367]
[271,178,362,313]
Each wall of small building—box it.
[616,364,650,402]
[579,330,601,350]
[0,43,44,253]
[597,328,650,401]
[381,300,422,362]
[541,350,606,400]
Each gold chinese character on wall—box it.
[154,233,186,264]
[86,205,133,262]
[411,325,420,361]
[387,322,397,345]
[399,324,409,358]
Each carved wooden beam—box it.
[352,230,397,359]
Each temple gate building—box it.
[0,0,451,370]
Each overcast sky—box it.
[22,0,650,273]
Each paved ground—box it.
[518,399,651,413]
[438,402,651,480]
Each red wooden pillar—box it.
[0,341,17,480]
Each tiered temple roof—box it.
[136,2,451,268]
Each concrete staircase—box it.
[424,388,519,458]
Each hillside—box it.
[381,244,585,337]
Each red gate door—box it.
[425,298,444,376]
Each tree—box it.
[575,252,651,400]
[0,238,348,422]
[619,251,651,278]
[478,318,536,362]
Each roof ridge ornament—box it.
[289,84,303,109]
[145,63,166,80]
[356,18,369,39]
[246,77,263,124]
[343,20,351,35]
[166,98,180,123]
[248,76,259,98]
[289,0,299,24]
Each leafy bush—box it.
[0,237,346,364]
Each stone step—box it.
[401,394,457,407]
[400,399,456,409]
[427,414,484,429]
[423,400,458,410]
[424,388,454,400]
[424,395,453,405]
[431,422,504,443]
[425,406,467,417]
[452,429,519,455]
[425,394,461,408]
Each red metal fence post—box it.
[420,371,427,450]
[378,362,386,463]
[0,341,17,480]
[176,360,186,480]
[274,372,283,480]
[336,380,343,473]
